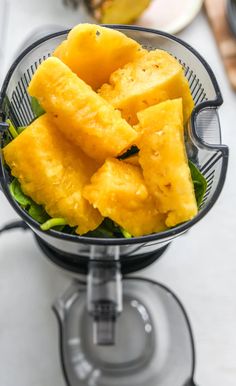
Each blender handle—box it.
[87,260,122,345]
[0,121,10,192]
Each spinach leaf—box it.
[6,119,18,139]
[5,119,26,136]
[40,218,67,231]
[18,126,26,134]
[57,225,76,234]
[189,160,207,207]
[9,178,49,223]
[85,219,133,239]
[9,179,31,207]
[31,97,45,118]
[28,203,49,223]
[120,227,132,238]
[102,218,120,234]
[85,218,118,238]
[85,226,114,238]
[118,145,139,160]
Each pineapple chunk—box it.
[3,114,103,234]
[88,0,151,24]
[137,98,183,134]
[99,49,194,124]
[138,100,198,227]
[135,98,183,147]
[54,23,142,90]
[83,158,166,237]
[53,40,67,58]
[123,154,139,166]
[28,57,137,162]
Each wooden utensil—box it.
[205,0,236,90]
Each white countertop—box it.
[0,1,236,385]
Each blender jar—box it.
[0,25,229,386]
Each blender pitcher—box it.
[0,26,228,386]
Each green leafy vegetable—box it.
[85,218,117,238]
[102,218,120,234]
[5,120,26,137]
[40,218,67,231]
[9,178,31,207]
[62,225,77,234]
[31,96,45,118]
[118,145,139,160]
[28,204,49,223]
[9,178,49,223]
[6,119,18,139]
[120,227,132,238]
[85,218,133,238]
[189,160,207,207]
[85,226,114,238]
[18,126,26,134]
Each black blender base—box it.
[35,235,170,275]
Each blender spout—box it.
[87,260,122,345]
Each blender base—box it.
[35,235,170,275]
[34,238,196,385]
[53,278,196,386]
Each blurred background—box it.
[0,1,236,386]
[1,0,236,88]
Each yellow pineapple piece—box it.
[123,154,139,166]
[135,98,183,148]
[3,114,103,234]
[53,23,142,90]
[138,100,198,227]
[54,40,67,58]
[86,0,151,25]
[83,158,166,237]
[137,98,183,133]
[99,49,194,124]
[28,57,137,162]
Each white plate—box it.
[137,0,204,34]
